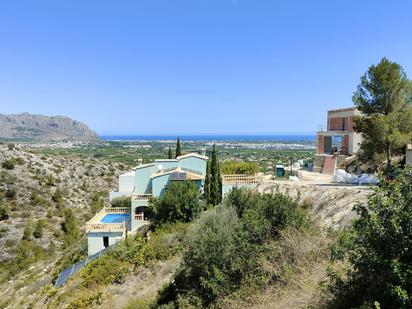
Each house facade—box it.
[315,107,362,174]
[86,153,208,256]
[317,107,362,156]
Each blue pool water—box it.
[100,214,130,223]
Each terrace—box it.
[86,207,130,232]
[221,174,263,185]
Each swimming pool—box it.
[100,214,130,223]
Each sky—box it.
[1,0,412,136]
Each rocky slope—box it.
[258,181,372,227]
[0,113,100,141]
[0,143,125,307]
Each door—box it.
[103,236,109,248]
[324,136,332,153]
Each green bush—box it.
[61,208,81,246]
[329,170,412,308]
[149,181,201,227]
[145,223,188,261]
[110,196,131,208]
[33,219,45,238]
[221,160,258,175]
[22,223,33,241]
[1,159,15,170]
[5,188,16,199]
[157,189,310,307]
[0,204,9,221]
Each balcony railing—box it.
[221,174,263,185]
[318,124,353,132]
[86,222,126,233]
[131,193,152,201]
[104,207,129,214]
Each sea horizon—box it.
[100,134,316,142]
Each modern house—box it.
[86,153,208,256]
[315,107,362,174]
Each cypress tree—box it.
[204,158,211,204]
[175,138,182,158]
[210,144,221,205]
[168,147,172,159]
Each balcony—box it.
[131,193,152,201]
[318,124,353,133]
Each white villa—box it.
[86,153,208,256]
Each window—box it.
[103,236,109,248]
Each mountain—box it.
[0,113,100,141]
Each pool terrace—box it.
[86,207,130,232]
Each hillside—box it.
[0,144,373,309]
[0,143,125,307]
[0,113,100,141]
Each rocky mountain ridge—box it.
[0,113,100,141]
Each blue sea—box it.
[101,134,316,142]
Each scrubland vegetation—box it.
[0,143,124,307]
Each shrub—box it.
[158,189,310,307]
[110,196,131,208]
[33,219,45,238]
[221,160,258,175]
[5,188,16,199]
[0,204,9,221]
[329,170,412,308]
[149,181,201,227]
[61,208,80,246]
[145,223,188,261]
[2,240,46,279]
[22,223,33,241]
[52,188,63,203]
[2,159,15,170]
[7,143,15,150]
[44,175,56,186]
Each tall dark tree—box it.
[210,144,221,205]
[175,138,182,158]
[168,147,172,159]
[204,158,211,204]
[353,57,412,171]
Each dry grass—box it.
[220,226,332,309]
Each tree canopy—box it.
[353,58,412,171]
[330,169,412,308]
[149,181,201,227]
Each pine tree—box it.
[204,158,211,204]
[353,58,412,171]
[210,144,221,205]
[175,138,182,158]
[168,147,172,159]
